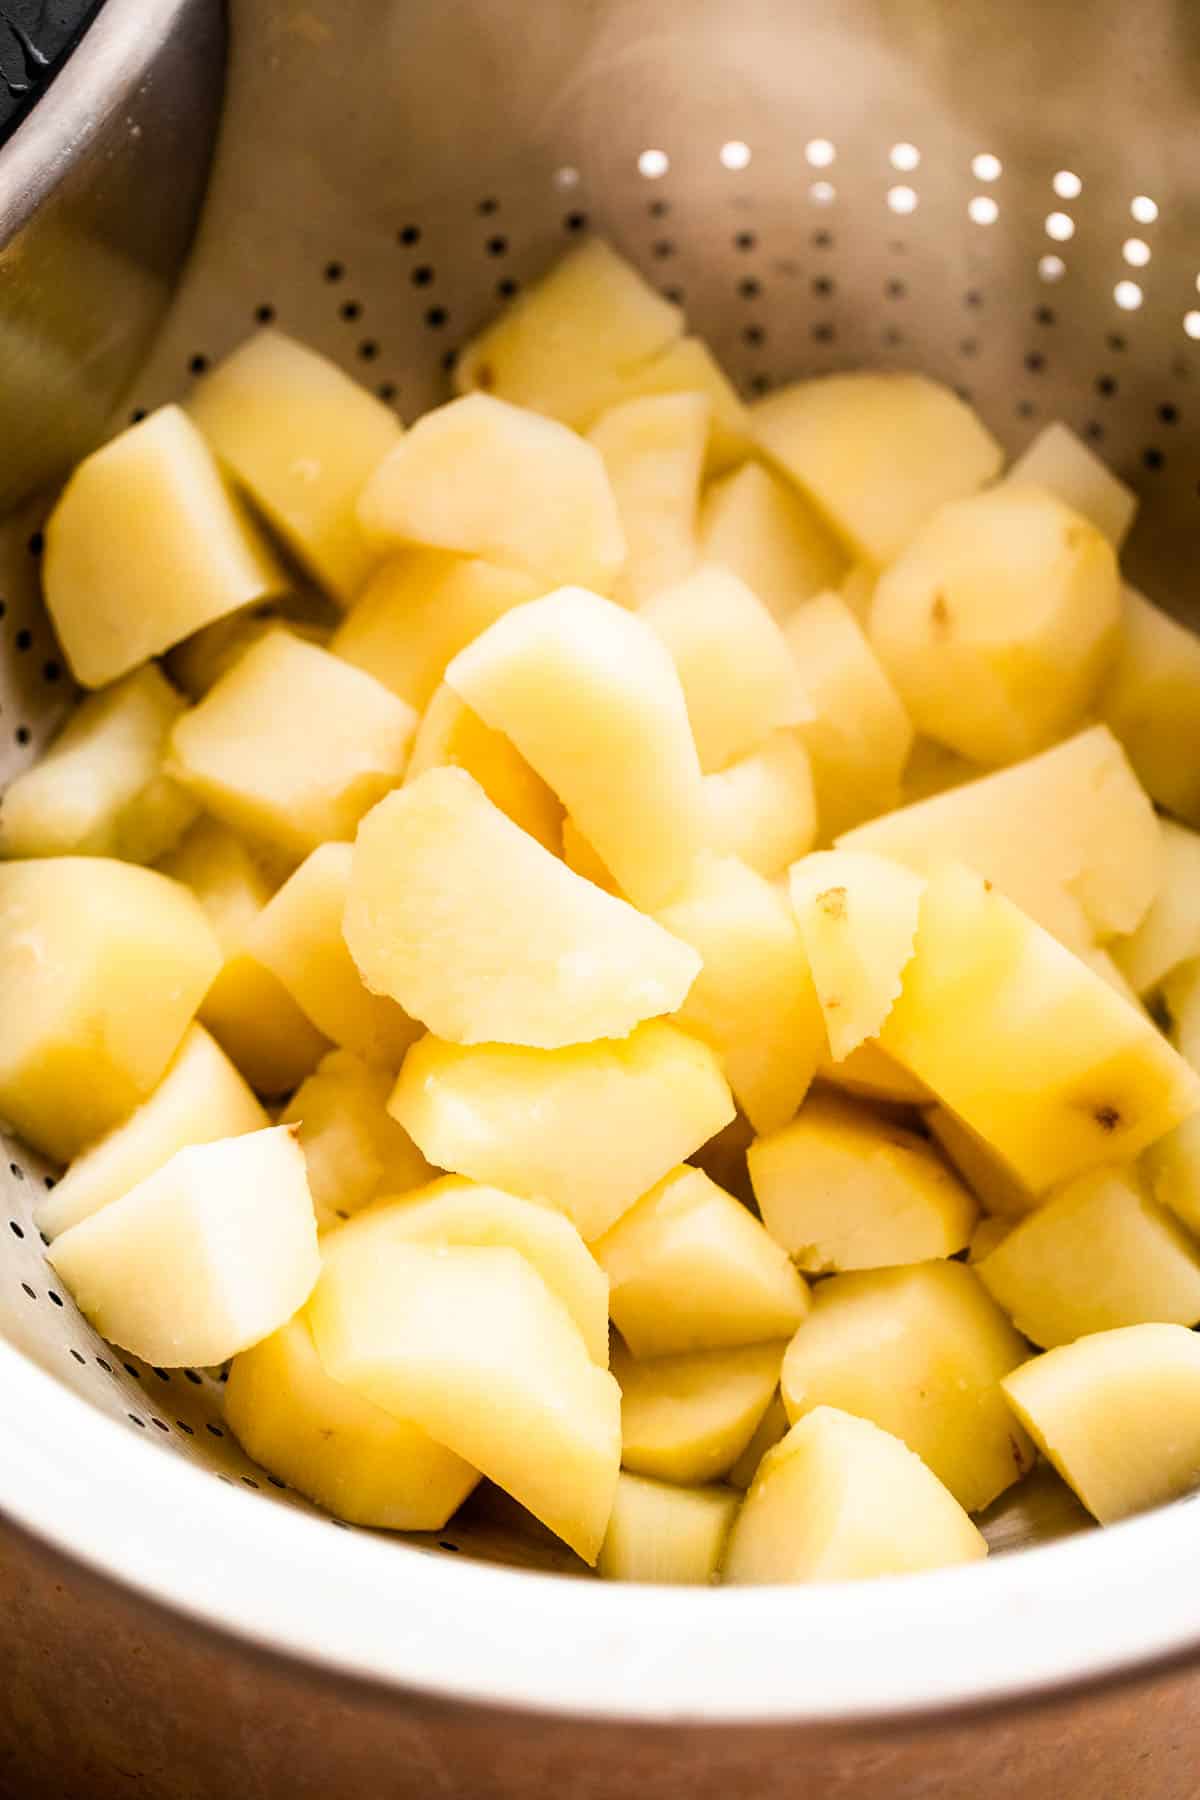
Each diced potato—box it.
[643,566,811,772]
[879,864,1200,1191]
[1002,1324,1200,1524]
[391,1023,733,1242]
[0,666,196,863]
[723,1407,987,1583]
[816,1043,932,1106]
[560,815,619,892]
[48,1126,319,1365]
[37,1025,266,1239]
[594,1164,809,1357]
[977,1167,1200,1347]
[598,1472,741,1584]
[1101,588,1200,828]
[703,733,817,878]
[1147,1112,1200,1239]
[329,550,544,712]
[453,238,684,428]
[1007,421,1137,547]
[309,1240,621,1562]
[188,329,402,604]
[615,1337,785,1485]
[1079,945,1149,1012]
[727,1391,789,1489]
[602,337,752,472]
[43,405,285,688]
[924,1106,1041,1217]
[699,460,847,621]
[784,593,914,837]
[169,630,415,864]
[225,1314,479,1530]
[655,853,826,1133]
[403,685,562,851]
[247,843,419,1066]
[319,1175,608,1366]
[753,372,1002,564]
[357,394,625,597]
[899,738,980,807]
[869,486,1121,767]
[159,818,329,1094]
[781,1260,1034,1512]
[788,850,924,1059]
[1164,957,1200,1072]
[748,1089,977,1273]
[1112,820,1200,996]
[969,1215,1015,1263]
[839,726,1160,951]
[280,1050,432,1228]
[839,561,876,625]
[0,858,221,1161]
[587,393,707,606]
[166,599,333,701]
[446,586,704,911]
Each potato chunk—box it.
[1007,420,1137,547]
[699,460,847,621]
[1002,1324,1200,1524]
[879,864,1200,1191]
[595,1165,809,1357]
[280,1050,431,1228]
[309,1240,621,1562]
[403,685,562,851]
[603,337,752,472]
[816,1042,931,1107]
[587,393,706,606]
[598,1473,741,1585]
[43,405,285,688]
[749,1089,977,1273]
[48,1126,319,1366]
[753,372,1002,564]
[869,486,1121,766]
[923,1106,1041,1217]
[723,1407,986,1583]
[357,394,625,597]
[1112,820,1200,995]
[615,1338,785,1485]
[727,1391,790,1490]
[1101,586,1200,829]
[447,586,704,910]
[788,850,924,1059]
[703,733,817,878]
[225,1314,478,1530]
[1147,1113,1200,1238]
[0,666,196,862]
[0,858,221,1160]
[391,1023,733,1242]
[781,1261,1034,1512]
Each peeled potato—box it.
[598,1472,741,1584]
[1007,421,1137,548]
[1101,586,1200,830]
[587,392,707,607]
[787,849,924,1059]
[403,684,563,852]
[280,1050,431,1227]
[615,1337,785,1486]
[703,733,817,878]
[1112,820,1200,996]
[603,336,752,473]
[699,459,847,621]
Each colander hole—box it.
[1143,448,1165,470]
[738,278,761,299]
[1034,306,1056,326]
[377,382,397,402]
[485,236,508,256]
[1025,352,1046,373]
[1085,420,1106,440]
[960,339,978,358]
[398,225,420,245]
[14,630,31,652]
[357,341,380,360]
[19,1283,33,1300]
[663,287,685,305]
[267,1476,287,1490]
[564,212,588,232]
[496,279,519,299]
[411,266,434,288]
[128,1414,145,1428]
[1159,403,1179,424]
[184,1369,203,1385]
[9,1163,22,1180]
[1108,332,1128,352]
[424,308,447,329]
[42,660,61,682]
[26,530,42,556]
[207,1423,224,1437]
[188,354,210,375]
[652,240,675,260]
[13,728,29,747]
[1098,376,1118,396]
[812,323,835,343]
[255,303,276,324]
[42,1175,54,1190]
[7,1221,21,1238]
[96,1357,112,1373]
[340,301,362,321]
[742,324,765,346]
[151,1418,169,1433]
[749,374,771,395]
[476,197,499,215]
[176,1421,195,1435]
[439,1539,460,1552]
[129,408,147,424]
[812,230,833,249]
[241,1476,259,1489]
[69,1350,85,1366]
[733,231,756,251]
[886,279,906,300]
[47,1291,62,1308]
[152,1367,170,1382]
[1017,399,1037,418]
[323,261,344,282]
[813,276,834,297]
[648,198,669,218]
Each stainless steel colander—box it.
[4,2,1200,1794]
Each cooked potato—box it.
[788,849,924,1058]
[1164,957,1200,1073]
[598,1472,741,1584]
[1147,1113,1200,1238]
[615,1337,785,1485]
[559,815,620,892]
[815,1042,931,1106]
[1112,820,1200,996]
[702,732,817,877]
[1102,587,1200,829]
[699,459,847,621]
[923,1105,1041,1218]
[603,337,752,473]
[727,1391,790,1490]
[587,393,707,606]
[280,1050,431,1228]
[1007,421,1137,547]
[404,684,562,851]
[166,601,333,703]
[898,737,980,807]
[968,1215,1015,1263]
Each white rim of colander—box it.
[4,1336,1200,1724]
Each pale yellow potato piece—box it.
[923,1106,1042,1218]
[784,593,914,837]
[329,550,544,712]
[699,460,847,622]
[781,1261,1034,1512]
[320,1175,608,1366]
[598,1472,741,1585]
[1002,1324,1200,1524]
[968,1215,1015,1264]
[391,1023,733,1242]
[839,561,877,625]
[587,393,707,607]
[1007,420,1137,548]
[168,629,415,863]
[37,1026,266,1239]
[357,394,625,597]
[978,1167,1200,1348]
[1112,820,1200,996]
[723,1407,986,1584]
[840,726,1160,952]
[816,1043,932,1107]
[1164,957,1200,1073]
[643,566,811,772]
[879,864,1200,1191]
[899,738,980,807]
[166,598,333,701]
[445,586,704,911]
[868,485,1121,767]
[656,852,826,1133]
[615,1338,785,1485]
[309,1240,621,1562]
[404,685,562,852]
[453,238,684,428]
[788,850,924,1059]
[43,405,285,688]
[753,372,1002,564]
[0,858,220,1161]
[280,1050,432,1228]
[1079,946,1150,1013]
[1147,1113,1200,1238]
[49,1126,319,1366]
[0,665,196,863]
[225,1314,478,1530]
[560,815,620,892]
[595,1164,809,1358]
[247,843,419,1066]
[601,336,752,473]
[749,1089,977,1273]
[703,733,817,878]
[159,818,329,1094]
[727,1391,790,1490]
[1101,588,1200,829]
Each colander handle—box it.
[0,1,107,144]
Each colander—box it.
[4,1,1200,1794]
